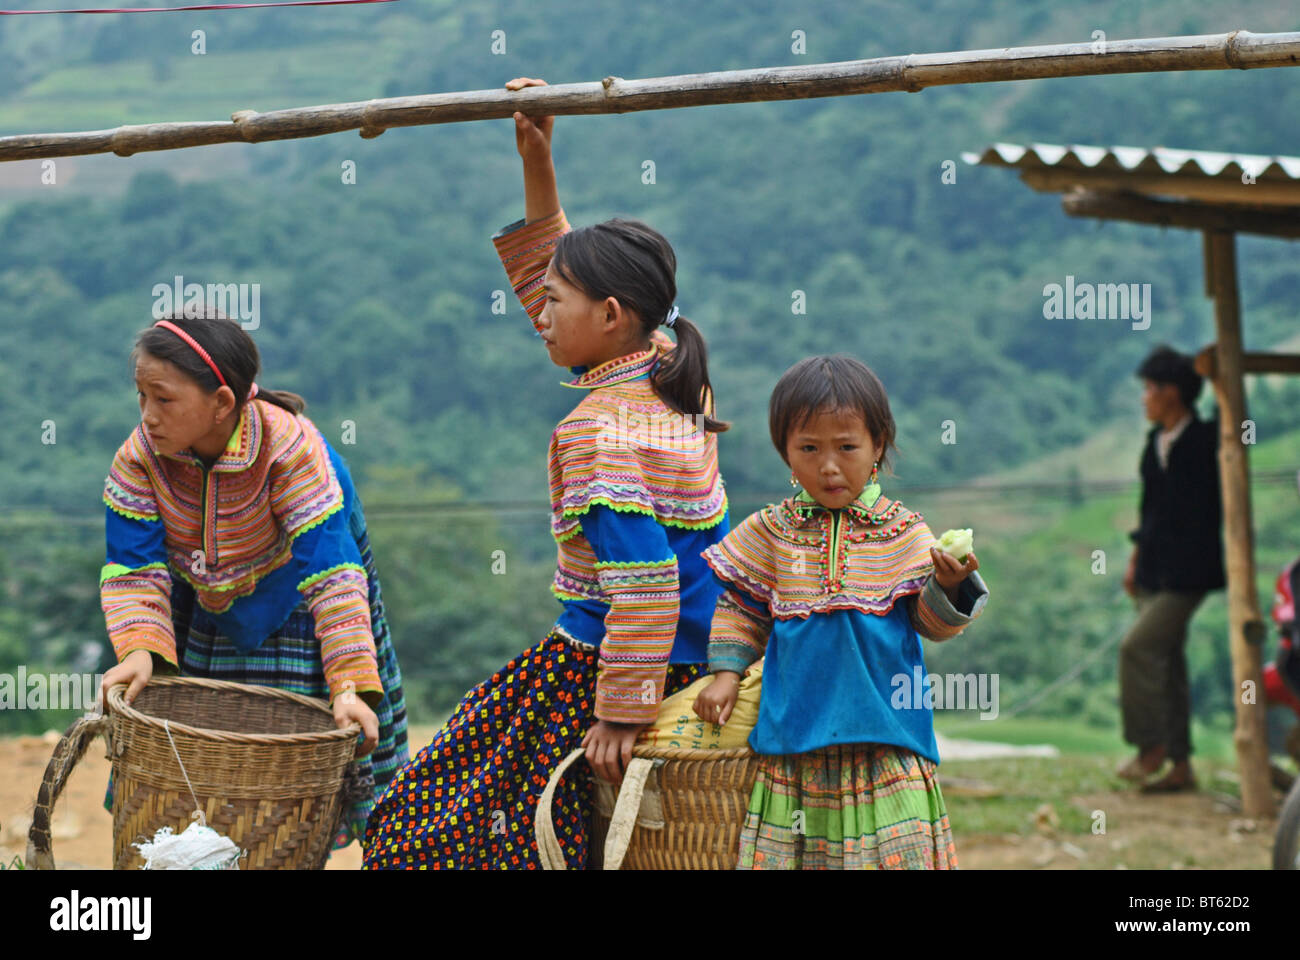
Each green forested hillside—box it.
[2,0,1299,740]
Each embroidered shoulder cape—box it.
[703,486,934,618]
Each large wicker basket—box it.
[537,744,759,870]
[27,676,362,870]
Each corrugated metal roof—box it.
[961,142,1300,181]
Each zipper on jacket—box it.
[827,507,844,592]
[198,461,217,567]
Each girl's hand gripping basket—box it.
[537,663,764,870]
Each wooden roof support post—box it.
[1202,228,1274,818]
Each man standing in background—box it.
[1118,345,1226,792]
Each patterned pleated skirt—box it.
[103,498,409,852]
[361,628,706,870]
[738,742,958,870]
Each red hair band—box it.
[152,319,259,401]
[153,319,227,387]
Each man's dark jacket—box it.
[1128,409,1227,592]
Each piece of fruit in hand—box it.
[935,528,974,563]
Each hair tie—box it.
[663,304,679,328]
[247,382,258,401]
[153,320,228,388]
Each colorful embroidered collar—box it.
[786,483,894,524]
[561,329,675,390]
[150,401,263,473]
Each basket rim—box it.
[107,676,361,746]
[628,744,756,761]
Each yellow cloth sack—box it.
[637,660,763,750]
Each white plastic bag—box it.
[133,820,242,870]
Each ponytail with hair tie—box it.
[552,219,728,433]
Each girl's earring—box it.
[869,461,879,485]
[790,471,799,488]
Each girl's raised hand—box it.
[930,546,979,593]
[506,76,553,161]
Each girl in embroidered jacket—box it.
[362,77,731,869]
[695,355,990,869]
[98,310,408,850]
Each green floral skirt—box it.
[738,742,957,870]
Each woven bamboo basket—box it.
[27,676,362,870]
[537,744,759,870]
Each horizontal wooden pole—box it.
[1195,343,1300,379]
[1061,189,1300,237]
[1243,352,1300,374]
[1,29,1299,162]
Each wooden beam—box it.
[1023,167,1300,207]
[1,29,1299,162]
[1061,190,1300,237]
[1194,344,1300,377]
[1241,352,1300,374]
[1203,229,1274,818]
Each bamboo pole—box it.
[1202,229,1274,819]
[1,29,1299,162]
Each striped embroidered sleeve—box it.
[100,436,178,669]
[579,504,680,725]
[707,585,772,676]
[491,207,572,329]
[275,427,381,706]
[909,570,990,641]
[700,513,776,674]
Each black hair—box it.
[132,305,305,417]
[1136,344,1202,409]
[769,355,897,471]
[552,218,728,433]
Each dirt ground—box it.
[0,732,1278,870]
[951,791,1277,870]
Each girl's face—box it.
[785,407,883,511]
[135,353,237,460]
[537,260,644,370]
